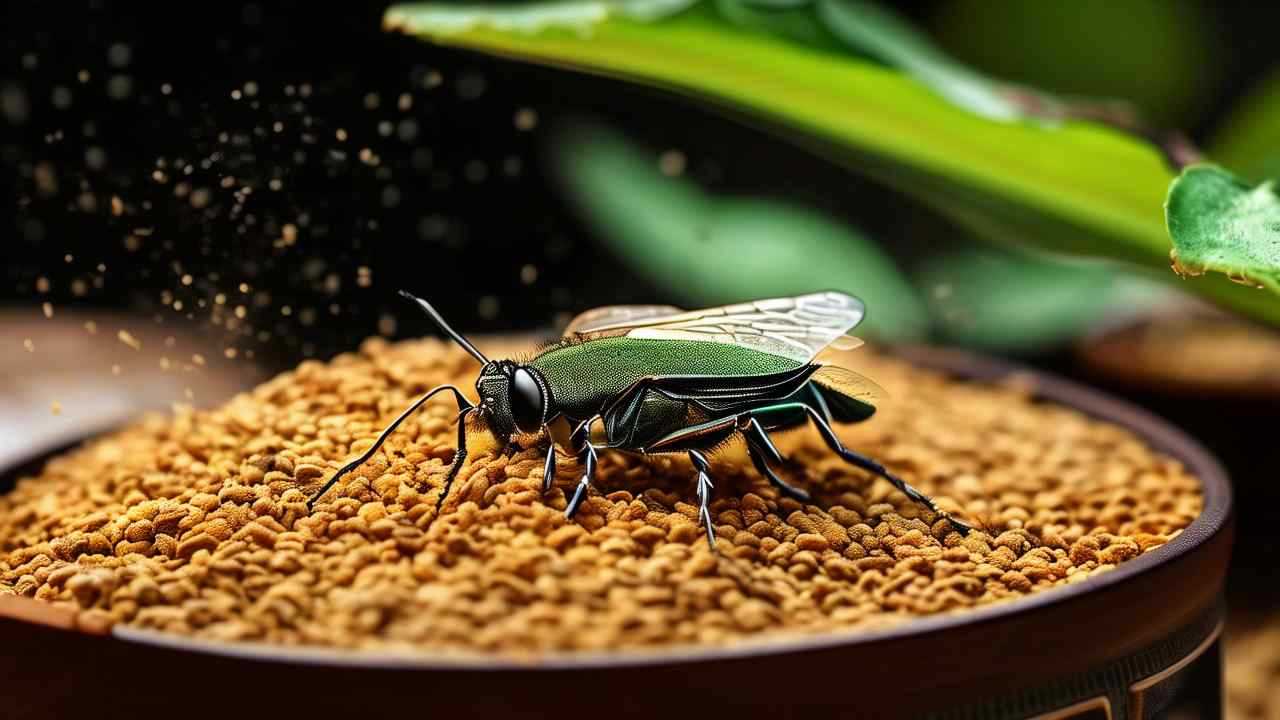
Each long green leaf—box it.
[552,121,929,341]
[1210,67,1280,184]
[916,248,1173,352]
[385,1,1280,325]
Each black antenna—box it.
[398,290,489,365]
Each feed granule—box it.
[0,338,1202,655]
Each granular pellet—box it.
[0,338,1202,655]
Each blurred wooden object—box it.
[0,308,266,468]
[1078,312,1280,400]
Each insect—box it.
[308,290,971,548]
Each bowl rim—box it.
[0,344,1232,671]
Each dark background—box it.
[4,1,1280,362]
[2,1,1278,613]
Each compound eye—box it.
[509,367,545,434]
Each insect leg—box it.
[796,406,972,536]
[742,418,812,502]
[307,384,475,509]
[564,414,604,518]
[541,438,557,493]
[688,449,716,550]
[433,406,474,517]
[565,440,598,519]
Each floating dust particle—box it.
[520,264,538,285]
[49,401,61,416]
[659,150,687,177]
[83,321,97,334]
[41,302,53,319]
[513,107,538,131]
[0,340,1202,655]
[356,266,372,288]
[116,330,142,351]
[224,347,238,360]
[397,92,413,111]
[110,195,123,216]
[35,276,50,293]
[22,338,34,352]
[335,128,348,142]
[275,223,298,248]
[33,163,57,196]
[158,357,171,371]
[110,364,121,376]
[377,314,397,337]
[191,354,206,367]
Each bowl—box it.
[0,347,1231,719]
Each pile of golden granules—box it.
[0,338,1202,654]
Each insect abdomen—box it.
[530,337,800,419]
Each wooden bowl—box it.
[0,347,1232,720]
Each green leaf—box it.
[381,0,697,32]
[385,1,1280,326]
[928,0,1220,128]
[915,248,1173,352]
[551,121,929,341]
[1166,165,1280,293]
[814,0,1042,123]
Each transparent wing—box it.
[605,292,866,364]
[562,304,685,339]
[811,364,887,405]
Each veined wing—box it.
[568,292,865,364]
[812,365,887,405]
[562,304,683,338]
[812,364,886,422]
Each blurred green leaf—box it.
[385,1,1280,326]
[814,0,1054,123]
[380,0,697,31]
[552,121,929,341]
[1210,68,1280,183]
[929,0,1219,128]
[916,248,1173,352]
[1166,165,1280,294]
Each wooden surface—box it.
[0,309,265,469]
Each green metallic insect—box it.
[308,290,971,547]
